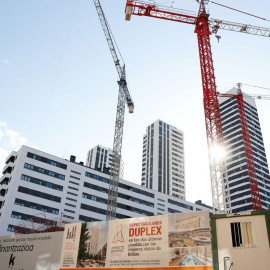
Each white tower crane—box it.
[93,0,134,220]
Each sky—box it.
[0,0,270,206]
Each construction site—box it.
[0,0,270,270]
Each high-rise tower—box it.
[219,88,270,212]
[141,120,185,199]
[86,145,124,176]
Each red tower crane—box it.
[125,0,270,212]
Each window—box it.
[70,175,80,180]
[65,203,76,208]
[230,221,255,248]
[69,180,79,186]
[67,191,78,197]
[64,209,75,214]
[71,170,81,175]
[68,186,79,191]
[66,197,77,202]
[7,225,15,232]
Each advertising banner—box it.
[59,211,212,270]
[0,231,64,270]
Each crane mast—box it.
[125,0,270,213]
[93,0,134,220]
[195,0,231,213]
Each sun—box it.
[209,145,226,161]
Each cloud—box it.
[0,122,39,170]
[3,59,9,65]
[0,129,4,140]
[5,129,27,148]
[0,147,10,169]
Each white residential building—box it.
[141,120,185,200]
[219,88,270,212]
[0,146,210,236]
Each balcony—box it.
[2,162,14,174]
[0,188,7,197]
[5,151,17,164]
[0,175,10,186]
[0,199,4,210]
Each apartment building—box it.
[0,145,210,235]
[219,88,270,212]
[141,120,185,199]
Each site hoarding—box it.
[59,211,212,270]
[0,231,64,270]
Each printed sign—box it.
[59,211,212,269]
[60,223,82,268]
[0,231,64,270]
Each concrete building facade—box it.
[141,120,185,199]
[0,146,210,236]
[219,88,270,212]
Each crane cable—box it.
[210,1,270,23]
[97,1,125,66]
[242,84,270,91]
[105,16,125,66]
[35,0,81,145]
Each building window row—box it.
[11,211,57,226]
[80,204,131,219]
[168,199,192,210]
[67,191,78,197]
[71,170,81,175]
[18,186,61,203]
[63,214,74,220]
[24,163,65,180]
[82,192,153,216]
[69,180,79,186]
[79,215,100,223]
[222,119,241,134]
[27,152,67,169]
[83,182,154,208]
[68,186,79,191]
[64,209,75,214]
[85,172,155,198]
[65,203,76,208]
[168,208,181,213]
[220,103,239,116]
[66,197,77,202]
[14,198,59,215]
[21,174,63,191]
[70,175,80,181]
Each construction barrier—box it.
[59,210,212,269]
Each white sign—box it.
[0,231,64,270]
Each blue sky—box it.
[1,0,270,206]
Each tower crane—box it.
[125,0,270,213]
[217,84,270,211]
[93,0,134,220]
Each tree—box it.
[77,223,90,261]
